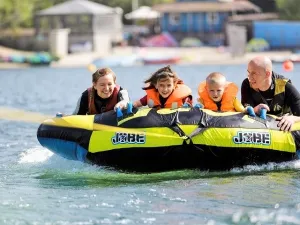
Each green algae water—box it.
[1,64,300,224]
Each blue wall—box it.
[161,12,228,33]
[254,21,300,49]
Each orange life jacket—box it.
[88,85,120,115]
[146,84,192,109]
[198,81,238,112]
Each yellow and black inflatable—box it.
[37,107,300,172]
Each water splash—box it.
[18,146,53,164]
[231,160,300,174]
[232,207,300,225]
[15,146,300,188]
[17,146,96,171]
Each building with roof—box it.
[153,0,263,46]
[34,0,123,52]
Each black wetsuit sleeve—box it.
[73,90,89,115]
[285,82,300,116]
[241,78,255,107]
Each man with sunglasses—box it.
[241,56,300,131]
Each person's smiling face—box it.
[155,77,175,98]
[93,74,116,99]
[247,61,269,90]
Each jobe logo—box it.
[111,132,146,145]
[233,131,271,145]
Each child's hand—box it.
[183,96,193,108]
[182,103,191,108]
[194,103,203,108]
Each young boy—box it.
[197,72,244,112]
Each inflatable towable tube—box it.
[37,107,300,172]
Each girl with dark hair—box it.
[133,65,192,109]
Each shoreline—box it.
[0,46,294,69]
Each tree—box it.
[276,0,300,20]
[0,0,34,29]
[0,0,174,30]
[0,0,65,29]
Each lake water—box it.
[1,63,300,224]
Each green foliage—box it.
[0,0,46,29]
[0,0,31,29]
[246,38,270,52]
[276,0,300,20]
[0,0,174,29]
